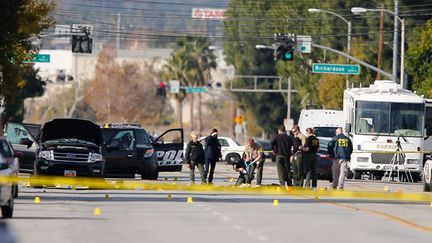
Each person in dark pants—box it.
[244,138,264,185]
[301,128,320,189]
[184,131,206,184]
[328,127,353,190]
[204,128,222,184]
[271,125,293,187]
[291,129,304,187]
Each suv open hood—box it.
[40,119,101,145]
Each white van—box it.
[297,109,344,138]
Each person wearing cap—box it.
[204,128,222,184]
[184,131,206,184]
[271,125,294,187]
[244,138,264,185]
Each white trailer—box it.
[343,80,427,181]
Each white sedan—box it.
[0,153,15,218]
[198,136,245,164]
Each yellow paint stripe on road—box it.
[326,202,432,233]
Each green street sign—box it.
[25,54,51,63]
[185,87,206,93]
[312,63,360,75]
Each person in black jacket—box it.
[291,130,304,187]
[271,125,294,187]
[301,128,320,189]
[184,131,206,184]
[204,128,222,184]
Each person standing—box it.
[302,128,319,189]
[244,138,264,185]
[328,128,353,190]
[184,131,206,184]
[204,128,222,184]
[291,129,304,187]
[271,125,293,187]
[292,125,306,146]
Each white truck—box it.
[298,109,344,138]
[343,80,428,182]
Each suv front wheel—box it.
[141,162,159,180]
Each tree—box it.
[84,46,167,125]
[162,49,190,128]
[181,37,216,135]
[406,19,432,97]
[0,0,55,113]
[6,66,45,121]
[162,36,216,132]
[223,0,421,133]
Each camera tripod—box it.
[383,137,413,182]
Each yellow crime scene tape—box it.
[0,175,431,203]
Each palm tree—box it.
[162,50,190,128]
[163,36,216,132]
[188,37,216,136]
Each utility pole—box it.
[392,0,399,82]
[377,6,384,80]
[287,76,291,120]
[117,13,121,54]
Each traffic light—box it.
[156,81,167,97]
[274,33,295,61]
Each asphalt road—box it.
[2,162,431,243]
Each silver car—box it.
[0,153,15,218]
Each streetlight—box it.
[351,1,404,87]
[308,8,352,55]
[308,8,352,88]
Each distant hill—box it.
[51,0,229,49]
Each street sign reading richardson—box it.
[312,63,360,75]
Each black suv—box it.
[102,124,183,180]
[6,119,105,177]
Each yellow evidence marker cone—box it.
[104,194,109,199]
[34,197,41,204]
[314,196,319,201]
[273,199,279,206]
[187,197,193,203]
[167,194,172,200]
[94,208,101,216]
[230,178,234,182]
[384,186,390,192]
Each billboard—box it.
[192,8,226,19]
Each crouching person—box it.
[244,138,264,185]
